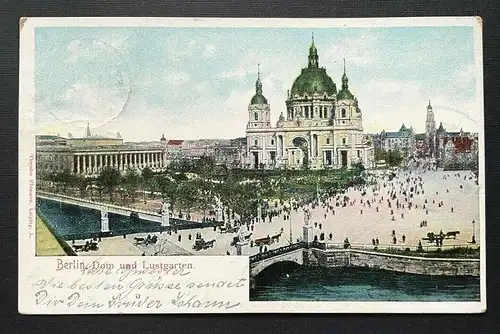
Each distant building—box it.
[161,137,247,168]
[36,124,166,177]
[425,101,437,158]
[244,36,374,170]
[379,124,415,157]
[436,125,478,168]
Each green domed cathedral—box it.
[245,36,374,170]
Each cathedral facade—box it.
[244,38,374,170]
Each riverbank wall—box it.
[303,248,480,277]
[36,212,76,256]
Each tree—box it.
[177,180,199,216]
[97,167,121,202]
[156,174,179,214]
[123,168,140,204]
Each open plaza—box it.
[68,164,479,258]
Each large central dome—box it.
[290,37,337,97]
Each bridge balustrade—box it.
[249,242,306,263]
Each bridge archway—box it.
[250,247,304,277]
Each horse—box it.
[446,231,460,239]
[204,239,216,249]
[134,237,145,245]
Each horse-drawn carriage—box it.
[254,232,282,247]
[230,232,253,246]
[423,230,460,243]
[73,241,98,252]
[134,235,158,245]
[193,236,216,251]
[219,225,238,234]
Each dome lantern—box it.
[308,32,319,68]
[290,36,337,98]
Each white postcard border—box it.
[19,16,486,314]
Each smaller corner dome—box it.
[251,93,268,105]
[337,88,354,100]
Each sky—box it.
[34,25,480,141]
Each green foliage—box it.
[122,168,140,202]
[97,167,121,202]
[375,149,403,167]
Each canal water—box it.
[250,263,480,301]
[38,198,480,302]
[37,198,164,240]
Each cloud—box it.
[322,32,383,69]
[203,44,217,58]
[452,63,476,86]
[221,65,252,79]
[35,27,480,142]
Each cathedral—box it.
[244,36,374,170]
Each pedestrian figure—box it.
[178,234,181,242]
[376,238,379,245]
[451,207,454,213]
[401,213,404,219]
[372,238,376,246]
[426,210,428,215]
[344,238,351,249]
[319,223,322,230]
[402,234,406,243]
[393,236,397,244]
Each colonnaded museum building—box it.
[244,37,375,170]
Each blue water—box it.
[251,264,480,301]
[37,198,164,240]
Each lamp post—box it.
[471,219,476,244]
[316,176,320,204]
[284,201,292,244]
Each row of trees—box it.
[374,148,404,167]
[40,155,368,223]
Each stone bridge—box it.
[249,242,306,277]
[249,241,480,290]
[37,191,167,233]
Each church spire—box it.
[341,58,349,90]
[255,63,262,95]
[308,33,318,68]
[85,123,91,137]
[428,100,432,110]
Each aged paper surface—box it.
[19,17,485,314]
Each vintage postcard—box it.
[19,17,485,313]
